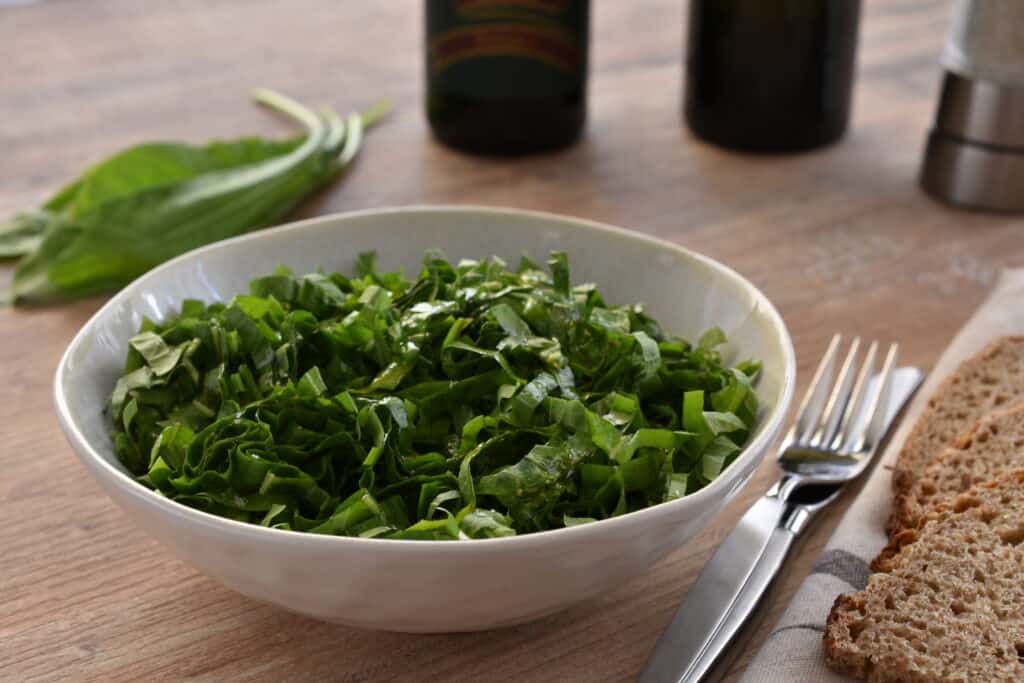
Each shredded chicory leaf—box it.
[108,251,761,540]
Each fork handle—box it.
[638,492,790,683]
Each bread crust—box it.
[884,492,920,540]
[823,593,869,679]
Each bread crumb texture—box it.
[892,336,1024,495]
[825,471,1024,682]
[889,402,1024,536]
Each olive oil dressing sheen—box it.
[685,0,862,152]
[425,0,589,155]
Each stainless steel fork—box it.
[639,335,923,683]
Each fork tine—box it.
[862,344,899,451]
[786,334,841,446]
[832,340,878,452]
[812,337,861,448]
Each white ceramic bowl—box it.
[55,206,795,632]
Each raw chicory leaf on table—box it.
[0,89,389,306]
[109,251,762,540]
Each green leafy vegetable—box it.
[108,251,761,540]
[1,90,389,306]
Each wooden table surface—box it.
[3,1,1023,681]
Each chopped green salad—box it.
[109,251,760,540]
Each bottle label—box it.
[427,0,588,100]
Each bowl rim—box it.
[54,204,795,552]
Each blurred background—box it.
[3,2,1013,346]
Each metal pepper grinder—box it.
[920,0,1024,212]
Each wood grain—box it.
[2,1,1022,681]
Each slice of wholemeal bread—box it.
[824,471,1024,682]
[888,402,1024,537]
[891,336,1024,496]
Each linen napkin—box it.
[741,268,1024,683]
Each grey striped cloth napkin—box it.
[741,268,1024,682]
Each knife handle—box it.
[682,514,801,683]
[638,491,790,683]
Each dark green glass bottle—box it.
[425,0,589,155]
[685,0,861,152]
